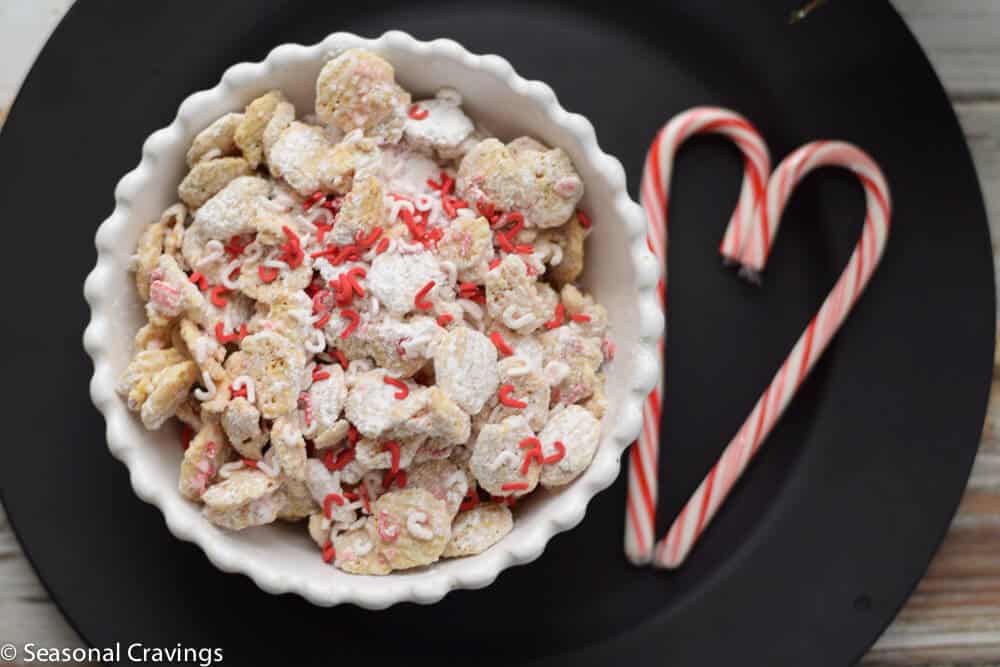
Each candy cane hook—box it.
[655,141,892,568]
[626,107,771,564]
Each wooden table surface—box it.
[1,2,998,664]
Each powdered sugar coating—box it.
[433,327,499,414]
[443,502,513,558]
[538,405,600,487]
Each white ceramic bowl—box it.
[83,31,662,609]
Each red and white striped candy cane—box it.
[625,107,771,564]
[654,141,892,568]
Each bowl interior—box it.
[106,36,640,603]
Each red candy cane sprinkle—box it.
[358,483,371,514]
[209,285,228,307]
[384,376,409,400]
[188,271,208,290]
[408,104,429,120]
[436,313,454,327]
[312,370,331,382]
[489,257,502,270]
[327,446,355,471]
[490,331,514,356]
[442,194,469,219]
[242,458,258,469]
[355,227,383,249]
[323,494,346,519]
[570,313,592,323]
[375,237,390,254]
[279,226,304,268]
[382,441,401,475]
[224,235,249,259]
[339,309,360,338]
[459,488,480,511]
[334,349,349,370]
[345,267,367,297]
[314,222,333,245]
[498,384,527,408]
[313,312,331,329]
[181,425,194,451]
[304,191,325,210]
[576,209,591,229]
[348,425,359,445]
[519,437,544,475]
[543,441,566,465]
[544,303,565,329]
[414,280,436,310]
[501,482,530,492]
[215,322,247,344]
[258,265,280,283]
[321,541,336,563]
[230,384,247,399]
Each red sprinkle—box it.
[348,425,359,444]
[324,446,356,472]
[312,370,331,382]
[334,349,349,370]
[181,425,194,451]
[215,321,247,344]
[314,222,334,246]
[230,384,248,399]
[321,541,336,563]
[459,488,480,512]
[304,191,325,210]
[570,313,592,323]
[408,104,429,120]
[543,441,566,465]
[323,494,346,519]
[258,265,280,283]
[476,200,501,225]
[427,171,455,193]
[399,208,426,242]
[188,272,208,290]
[384,376,409,400]
[339,309,360,338]
[355,227,383,249]
[489,257,502,270]
[436,313,454,327]
[345,267,367,297]
[442,194,469,219]
[382,441,401,475]
[414,280,436,310]
[279,226,304,268]
[498,384,527,409]
[496,231,515,254]
[544,303,566,329]
[242,458,258,469]
[501,482,530,492]
[375,237,390,254]
[490,331,513,356]
[358,483,371,514]
[514,244,535,255]
[577,209,591,229]
[313,312,331,329]
[228,266,241,281]
[209,285,228,307]
[383,469,408,490]
[224,235,250,259]
[519,437,544,475]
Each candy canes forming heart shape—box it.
[625,107,892,568]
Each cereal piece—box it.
[367,249,449,317]
[270,416,308,481]
[182,176,270,267]
[234,91,288,168]
[221,397,267,459]
[133,320,174,351]
[456,137,583,228]
[538,405,601,487]
[178,157,253,209]
[139,359,200,430]
[484,255,550,335]
[133,221,165,300]
[146,255,206,326]
[469,415,539,497]
[250,289,314,347]
[187,112,244,166]
[406,460,468,516]
[179,419,235,500]
[433,326,499,414]
[374,144,440,198]
[542,212,586,286]
[307,363,347,441]
[365,314,443,379]
[236,245,313,304]
[178,318,225,370]
[315,49,410,143]
[369,488,451,570]
[442,502,513,558]
[202,469,283,530]
[276,477,318,521]
[540,325,604,405]
[436,215,494,282]
[354,435,423,471]
[329,174,387,245]
[560,283,609,339]
[582,374,608,419]
[175,397,203,432]
[334,524,391,575]
[262,101,295,162]
[117,348,186,412]
[413,438,455,464]
[396,386,471,445]
[482,356,550,431]
[403,92,475,158]
[267,121,373,196]
[239,330,307,419]
[344,369,429,439]
[314,419,350,450]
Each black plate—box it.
[0,0,992,664]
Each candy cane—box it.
[625,107,771,564]
[654,141,891,568]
